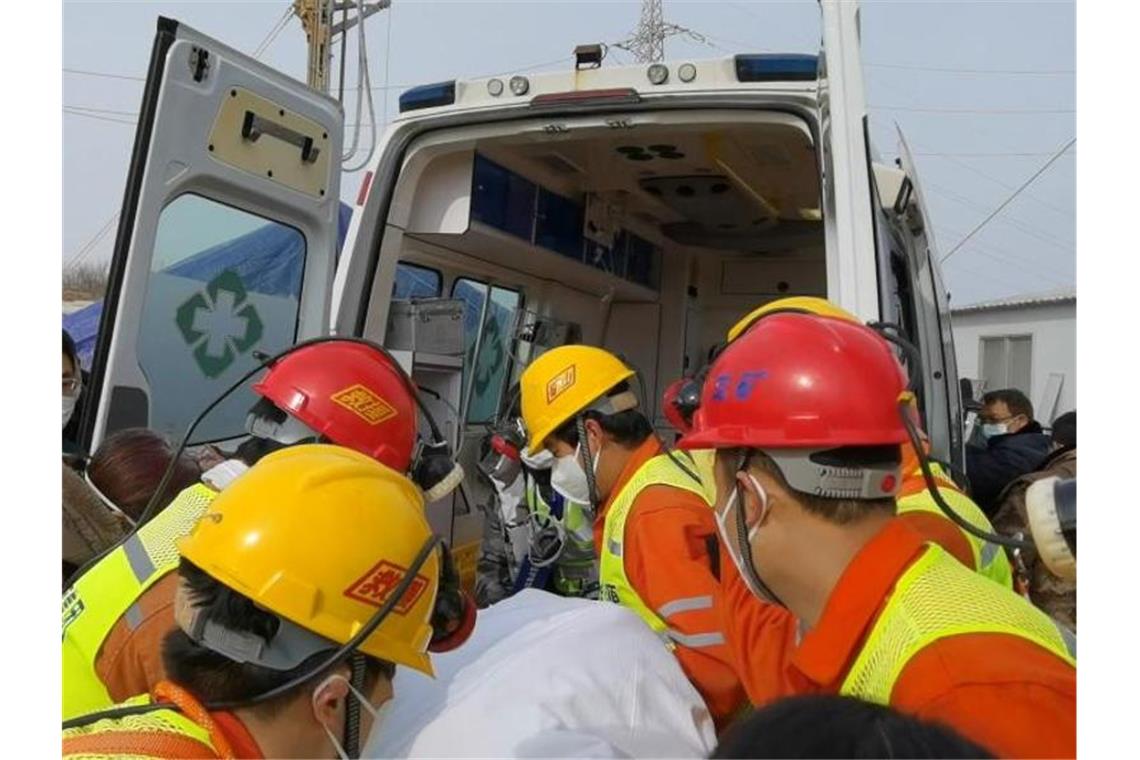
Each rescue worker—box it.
[63,444,460,759]
[63,340,469,721]
[519,345,745,726]
[476,407,598,604]
[679,312,1076,758]
[727,296,1013,588]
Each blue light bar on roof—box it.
[734,54,818,83]
[398,81,456,113]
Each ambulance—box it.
[74,1,963,575]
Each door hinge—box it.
[189,46,210,83]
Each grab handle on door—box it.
[241,110,320,164]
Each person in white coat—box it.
[367,589,716,758]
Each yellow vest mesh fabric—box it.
[840,544,1076,705]
[62,484,218,720]
[62,696,216,759]
[897,479,1014,589]
[599,451,710,634]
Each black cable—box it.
[897,400,1031,550]
[576,416,600,510]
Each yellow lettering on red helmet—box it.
[331,384,398,425]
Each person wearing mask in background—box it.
[680,312,1075,758]
[64,445,465,760]
[63,329,87,462]
[993,410,1077,629]
[475,390,598,607]
[63,465,131,587]
[966,389,1052,516]
[63,341,471,722]
[519,345,746,728]
[85,428,202,526]
[713,695,995,759]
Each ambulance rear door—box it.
[77,17,344,452]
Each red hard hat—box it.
[252,341,418,472]
[679,313,909,452]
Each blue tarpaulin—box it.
[64,203,354,369]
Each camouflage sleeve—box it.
[474,497,514,608]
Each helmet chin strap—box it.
[576,415,600,511]
[734,452,785,608]
[342,653,366,759]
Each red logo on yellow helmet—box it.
[344,559,429,615]
[546,364,577,404]
[331,384,398,425]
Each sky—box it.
[62,0,1076,306]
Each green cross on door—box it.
[175,269,265,378]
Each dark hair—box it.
[713,695,995,759]
[63,329,79,365]
[982,388,1034,421]
[164,560,394,715]
[87,428,201,522]
[746,449,896,524]
[550,381,654,448]
[232,436,290,467]
[1051,411,1076,449]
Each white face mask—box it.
[550,442,597,504]
[313,673,393,760]
[62,394,78,429]
[715,474,770,601]
[981,423,1009,439]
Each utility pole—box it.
[293,0,391,94]
[613,0,708,64]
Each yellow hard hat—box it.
[519,345,636,453]
[726,296,860,343]
[178,444,439,676]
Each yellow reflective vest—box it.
[839,542,1075,704]
[62,483,218,721]
[63,693,222,759]
[895,463,1014,589]
[598,450,709,639]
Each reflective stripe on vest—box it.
[599,451,712,642]
[896,464,1014,590]
[62,695,220,759]
[62,483,218,721]
[839,543,1076,705]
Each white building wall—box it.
[951,301,1076,421]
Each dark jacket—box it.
[966,421,1052,516]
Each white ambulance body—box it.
[77,2,962,562]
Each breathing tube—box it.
[63,533,440,760]
[65,336,460,587]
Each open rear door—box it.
[78,18,344,452]
[895,128,965,469]
[817,0,879,320]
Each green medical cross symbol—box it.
[175,270,264,378]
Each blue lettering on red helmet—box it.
[711,370,769,402]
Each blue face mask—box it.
[981,422,1009,439]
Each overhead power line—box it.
[940,138,1076,264]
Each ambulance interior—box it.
[364,111,828,553]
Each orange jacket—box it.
[724,519,1075,758]
[594,437,746,726]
